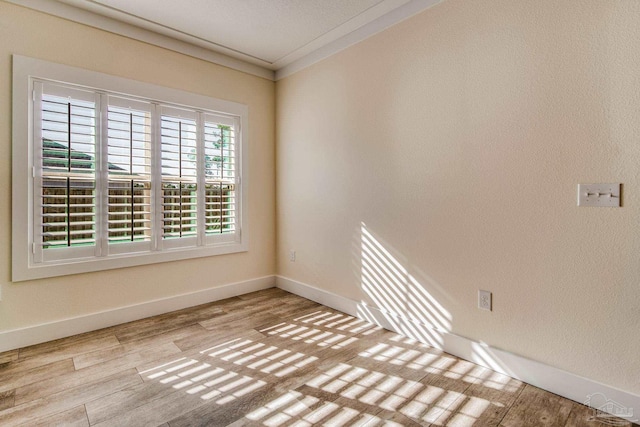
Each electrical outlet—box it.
[478,290,492,311]
[289,250,296,262]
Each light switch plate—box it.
[577,183,620,207]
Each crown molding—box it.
[5,0,276,80]
[6,0,444,81]
[275,0,442,80]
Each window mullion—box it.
[97,93,109,257]
[151,103,163,251]
[196,111,205,246]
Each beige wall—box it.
[2,0,639,398]
[276,0,640,394]
[0,2,276,330]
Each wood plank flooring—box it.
[0,288,635,426]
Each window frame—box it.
[12,55,249,282]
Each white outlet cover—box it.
[478,290,492,311]
[577,183,621,207]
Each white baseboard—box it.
[276,275,359,315]
[0,275,275,353]
[276,275,640,419]
[3,273,637,420]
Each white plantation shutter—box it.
[106,96,154,254]
[15,57,247,281]
[160,106,198,248]
[203,113,239,243]
[34,82,98,262]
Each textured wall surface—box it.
[0,2,276,330]
[277,0,640,394]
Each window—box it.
[13,56,248,281]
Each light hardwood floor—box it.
[0,288,634,426]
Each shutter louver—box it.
[39,87,97,255]
[204,116,237,236]
[161,110,198,242]
[107,101,153,246]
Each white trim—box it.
[5,0,444,81]
[276,275,359,315]
[0,275,275,353]
[275,275,640,417]
[5,0,274,80]
[275,0,443,80]
[269,0,437,70]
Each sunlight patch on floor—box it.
[259,321,362,349]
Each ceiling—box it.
[9,0,442,79]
